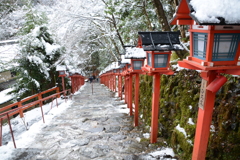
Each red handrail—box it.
[0,87,72,148]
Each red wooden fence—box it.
[0,87,71,148]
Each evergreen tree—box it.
[19,0,48,35]
[12,1,64,99]
[13,25,63,98]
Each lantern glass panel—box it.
[154,54,168,68]
[212,33,240,61]
[193,33,208,60]
[59,71,65,75]
[133,61,142,70]
[147,53,152,66]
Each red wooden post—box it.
[114,74,116,92]
[125,76,128,104]
[134,74,140,126]
[0,118,2,146]
[192,71,217,160]
[38,91,45,123]
[120,76,123,100]
[40,104,45,123]
[111,75,114,91]
[62,77,65,91]
[118,75,120,97]
[112,75,114,91]
[17,100,23,118]
[74,77,76,93]
[79,76,81,88]
[150,73,161,143]
[110,75,113,91]
[128,74,133,116]
[56,87,60,98]
[71,77,73,93]
[138,31,180,144]
[108,75,110,89]
[7,113,16,148]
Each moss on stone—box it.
[137,70,240,160]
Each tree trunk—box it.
[142,1,153,31]
[151,0,171,31]
[111,14,125,49]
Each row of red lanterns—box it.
[100,1,240,159]
[57,66,85,94]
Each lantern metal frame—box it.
[138,31,182,74]
[58,70,66,77]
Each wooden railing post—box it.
[56,87,60,98]
[0,118,2,146]
[17,97,23,118]
[38,90,45,123]
[7,113,16,148]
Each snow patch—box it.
[176,124,187,138]
[0,88,14,104]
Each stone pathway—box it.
[9,82,163,160]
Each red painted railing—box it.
[0,87,72,148]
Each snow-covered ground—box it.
[0,96,72,159]
[0,88,14,104]
[0,43,19,72]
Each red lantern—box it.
[170,1,240,160]
[138,31,182,75]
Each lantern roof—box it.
[124,47,146,59]
[170,0,240,25]
[121,55,131,64]
[56,65,66,71]
[138,31,183,51]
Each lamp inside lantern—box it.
[133,60,143,70]
[58,70,66,77]
[154,53,169,68]
[192,30,240,65]
[56,65,67,77]
[146,51,171,69]
[138,31,182,72]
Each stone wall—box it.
[135,69,240,160]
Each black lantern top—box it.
[138,31,182,51]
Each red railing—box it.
[0,87,72,148]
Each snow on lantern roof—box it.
[56,65,66,71]
[121,55,131,64]
[124,47,146,59]
[138,31,182,51]
[170,0,240,25]
[190,0,240,25]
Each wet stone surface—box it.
[8,82,161,160]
